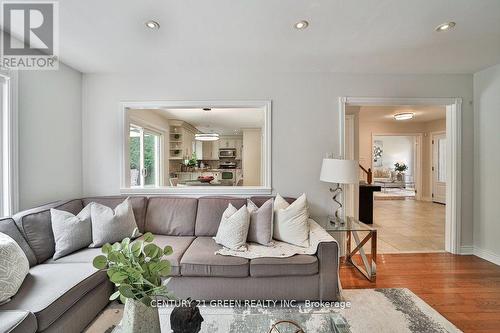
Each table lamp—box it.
[320,158,358,223]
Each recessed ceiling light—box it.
[394,113,414,121]
[145,20,160,30]
[435,21,456,32]
[294,20,309,30]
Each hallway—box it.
[373,200,445,253]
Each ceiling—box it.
[154,108,264,135]
[44,0,500,74]
[357,106,446,123]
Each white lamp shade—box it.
[320,158,358,184]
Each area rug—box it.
[85,288,461,333]
[155,288,461,333]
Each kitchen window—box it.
[129,123,163,187]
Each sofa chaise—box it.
[0,196,340,333]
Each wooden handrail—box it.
[359,164,373,184]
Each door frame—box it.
[338,97,462,254]
[431,131,447,204]
[370,132,423,201]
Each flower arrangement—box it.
[394,162,408,173]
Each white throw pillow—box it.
[214,204,250,251]
[273,193,310,247]
[89,198,141,247]
[51,205,92,260]
[0,232,30,305]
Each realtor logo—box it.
[1,1,58,69]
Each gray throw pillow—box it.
[89,198,141,247]
[50,205,92,260]
[247,198,274,246]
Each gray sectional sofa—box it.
[0,196,340,333]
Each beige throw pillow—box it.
[273,193,310,247]
[214,204,250,251]
[51,205,92,260]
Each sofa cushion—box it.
[82,196,147,233]
[0,310,37,333]
[194,197,247,236]
[180,237,249,277]
[136,235,195,276]
[43,248,102,264]
[0,218,37,267]
[0,263,107,332]
[13,200,84,264]
[145,197,198,236]
[250,196,295,207]
[250,255,318,277]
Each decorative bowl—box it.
[198,176,214,183]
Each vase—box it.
[114,299,160,333]
[396,172,404,181]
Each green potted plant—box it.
[93,232,173,333]
[394,162,408,181]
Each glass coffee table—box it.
[318,217,377,281]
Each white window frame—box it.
[0,68,18,217]
[128,121,164,187]
[119,100,272,196]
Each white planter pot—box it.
[114,299,160,333]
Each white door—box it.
[432,133,446,204]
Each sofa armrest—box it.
[316,241,340,301]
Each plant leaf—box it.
[102,243,112,254]
[93,255,108,269]
[163,245,173,256]
[144,243,159,258]
[143,232,154,243]
[112,242,121,251]
[131,241,142,257]
[119,284,135,298]
[110,271,128,284]
[121,237,130,248]
[157,261,171,276]
[109,290,121,301]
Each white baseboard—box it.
[460,245,474,255]
[473,246,500,266]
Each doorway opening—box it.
[340,97,462,254]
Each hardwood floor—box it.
[341,253,500,333]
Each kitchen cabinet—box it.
[235,138,243,159]
[200,141,220,160]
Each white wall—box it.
[82,71,474,247]
[17,63,83,209]
[373,135,415,176]
[473,64,500,264]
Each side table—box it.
[318,217,377,281]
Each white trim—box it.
[338,97,462,254]
[119,100,272,196]
[473,247,500,266]
[120,186,273,196]
[460,245,474,255]
[0,69,18,217]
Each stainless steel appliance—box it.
[219,148,236,158]
[219,161,237,169]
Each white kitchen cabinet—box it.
[211,140,220,160]
[235,138,243,159]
